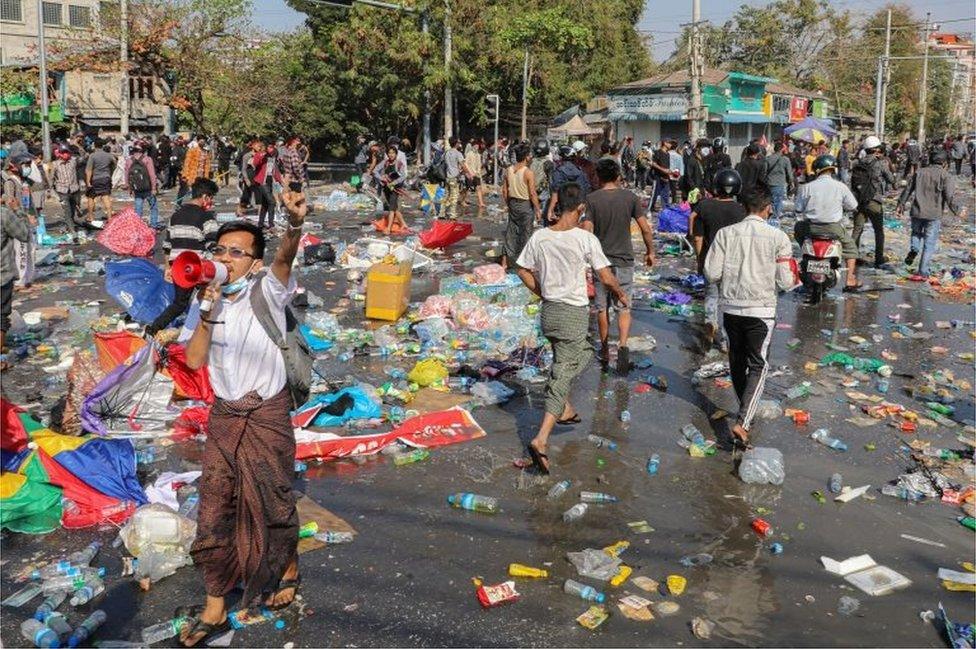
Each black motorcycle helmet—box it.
[533,139,550,157]
[557,144,574,158]
[712,137,727,152]
[927,148,948,166]
[812,154,837,175]
[713,168,741,198]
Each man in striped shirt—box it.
[279,135,304,187]
[145,178,220,336]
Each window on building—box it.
[1,0,23,22]
[42,1,62,25]
[68,4,90,27]
[98,0,117,29]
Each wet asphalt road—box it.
[1,179,975,647]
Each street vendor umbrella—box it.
[420,183,445,215]
[784,116,838,144]
[105,258,175,325]
[419,220,473,249]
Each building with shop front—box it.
[603,68,830,160]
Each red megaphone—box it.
[171,251,228,289]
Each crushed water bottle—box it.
[619,410,631,423]
[579,491,618,504]
[681,424,705,446]
[586,434,618,451]
[68,610,107,648]
[562,503,588,522]
[33,591,67,621]
[829,473,843,494]
[41,611,72,639]
[646,454,660,475]
[4,583,43,608]
[737,447,785,485]
[69,578,104,606]
[563,579,606,603]
[547,480,571,499]
[447,493,498,514]
[314,531,354,544]
[880,484,924,501]
[141,617,188,645]
[810,429,848,451]
[679,553,714,567]
[20,619,61,648]
[784,382,811,400]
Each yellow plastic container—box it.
[508,563,548,579]
[610,565,633,587]
[666,574,686,596]
[365,259,412,321]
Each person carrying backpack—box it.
[849,135,895,269]
[546,145,591,222]
[124,141,160,229]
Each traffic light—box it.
[485,94,499,120]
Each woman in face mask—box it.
[2,154,37,287]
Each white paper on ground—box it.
[834,485,871,502]
[937,568,976,585]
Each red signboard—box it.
[789,97,809,123]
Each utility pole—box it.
[917,12,932,142]
[421,10,431,165]
[120,0,130,136]
[36,0,51,162]
[443,0,452,138]
[688,0,704,141]
[878,8,892,139]
[486,93,499,187]
[873,57,884,137]
[520,49,530,140]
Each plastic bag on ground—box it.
[472,263,506,285]
[418,295,453,319]
[567,548,623,581]
[414,317,452,345]
[305,311,340,337]
[407,358,449,387]
[470,381,515,405]
[119,503,197,557]
[134,545,192,583]
[738,447,785,485]
[754,399,784,420]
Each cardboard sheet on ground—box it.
[296,494,356,554]
[407,388,471,414]
[294,407,486,461]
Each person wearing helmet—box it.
[849,134,895,268]
[704,137,732,194]
[691,169,746,350]
[896,147,967,280]
[529,139,553,217]
[794,153,861,291]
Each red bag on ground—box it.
[419,220,472,249]
[96,208,156,257]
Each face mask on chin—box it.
[221,261,257,296]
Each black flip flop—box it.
[731,436,753,452]
[179,615,230,647]
[556,414,581,425]
[842,284,863,293]
[266,574,302,611]
[526,443,550,475]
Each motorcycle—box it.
[800,234,842,304]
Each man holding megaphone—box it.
[176,187,308,646]
[144,178,220,337]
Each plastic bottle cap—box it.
[595,593,606,603]
[446,495,455,505]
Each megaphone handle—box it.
[200,298,213,313]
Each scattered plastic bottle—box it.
[3,582,43,607]
[40,572,94,595]
[135,447,156,465]
[679,553,713,567]
[837,595,860,616]
[586,434,618,451]
[647,375,668,391]
[547,480,571,499]
[563,579,606,603]
[21,618,61,648]
[681,424,705,446]
[880,484,924,501]
[34,591,68,621]
[580,491,618,504]
[876,378,889,394]
[620,410,631,423]
[562,503,588,522]
[314,531,355,544]
[447,493,499,514]
[393,449,430,466]
[141,617,188,645]
[926,402,954,416]
[294,461,308,473]
[751,518,773,537]
[646,454,660,475]
[829,473,843,494]
[67,610,106,648]
[178,493,199,520]
[810,429,848,452]
[784,382,811,400]
[769,542,784,555]
[69,578,104,606]
[508,564,548,578]
[958,516,976,531]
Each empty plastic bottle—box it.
[3,582,43,607]
[21,618,61,648]
[393,449,429,466]
[447,493,498,514]
[646,454,661,475]
[784,382,811,400]
[547,480,571,499]
[830,473,843,494]
[681,424,705,446]
[810,429,848,452]
[68,541,101,567]
[141,617,188,645]
[563,579,606,603]
[620,410,631,423]
[135,447,156,464]
[880,484,924,501]
[562,503,588,522]
[34,591,68,621]
[679,553,713,567]
[586,434,618,451]
[69,578,104,606]
[580,491,618,504]
[178,493,200,520]
[314,531,354,544]
[41,612,72,639]
[40,576,85,596]
[67,610,106,648]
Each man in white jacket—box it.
[704,187,799,447]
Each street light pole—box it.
[878,8,892,139]
[689,0,703,141]
[36,0,51,162]
[487,93,499,187]
[917,12,932,142]
[520,49,529,140]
